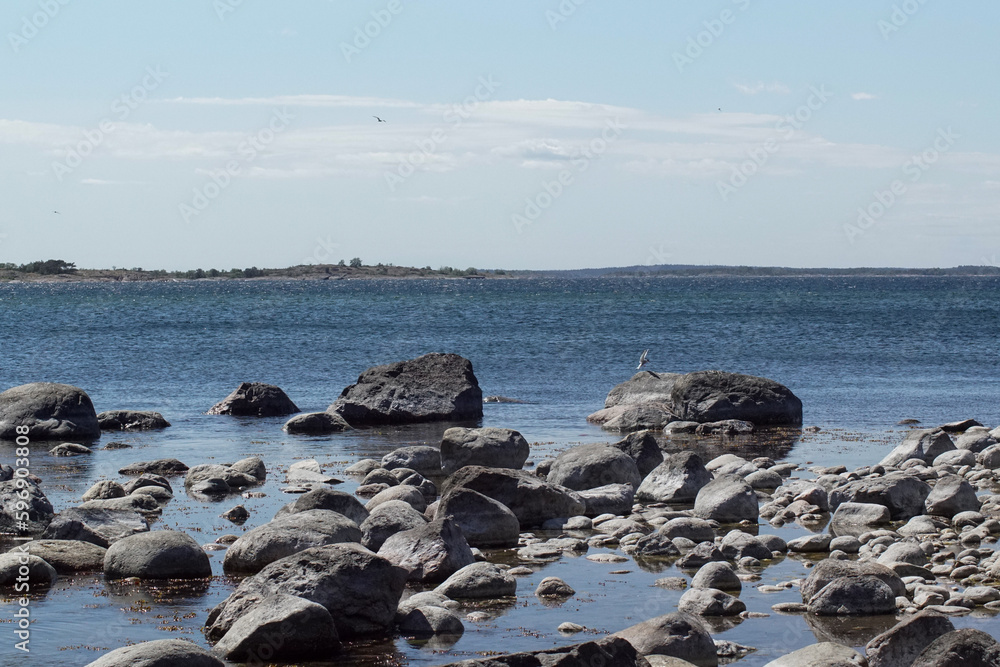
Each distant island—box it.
[2,258,1000,283]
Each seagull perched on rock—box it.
[637,349,650,370]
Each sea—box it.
[1,276,999,666]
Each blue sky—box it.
[1,1,998,270]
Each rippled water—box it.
[1,276,999,665]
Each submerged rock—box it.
[763,642,866,667]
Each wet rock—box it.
[612,430,665,477]
[440,427,530,474]
[206,543,407,641]
[222,505,250,524]
[330,353,483,426]
[277,487,370,525]
[636,452,713,503]
[925,475,981,518]
[13,539,106,573]
[910,628,1000,667]
[547,443,642,491]
[283,411,350,434]
[85,639,224,667]
[677,542,727,570]
[691,561,741,592]
[42,507,147,545]
[382,446,441,477]
[865,611,955,667]
[763,642,866,667]
[801,559,905,602]
[577,483,635,517]
[436,488,519,548]
[97,410,170,431]
[696,420,754,436]
[829,474,932,521]
[694,475,758,524]
[0,479,54,534]
[360,500,428,551]
[0,551,57,587]
[0,382,100,441]
[670,370,803,425]
[223,509,362,573]
[440,466,585,527]
[659,517,716,543]
[719,531,772,561]
[82,481,126,502]
[366,485,427,513]
[435,562,516,599]
[678,588,746,616]
[50,442,92,456]
[122,474,172,496]
[626,532,680,558]
[119,459,189,476]
[377,517,474,583]
[807,575,897,616]
[208,382,299,417]
[880,429,955,467]
[212,593,338,662]
[398,605,464,636]
[536,576,576,597]
[614,612,718,664]
[396,591,455,621]
[104,530,211,579]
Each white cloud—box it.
[733,82,791,95]
[851,92,878,100]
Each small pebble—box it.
[558,622,585,633]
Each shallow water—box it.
[2,277,1000,665]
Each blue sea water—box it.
[1,276,999,665]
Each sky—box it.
[1,1,998,271]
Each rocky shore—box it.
[3,355,1000,666]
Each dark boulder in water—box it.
[208,382,299,417]
[97,410,170,431]
[0,382,100,441]
[670,371,802,426]
[330,353,482,426]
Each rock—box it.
[933,449,977,467]
[377,517,474,583]
[345,459,382,475]
[831,502,892,528]
[0,551,57,587]
[206,543,407,641]
[941,419,982,432]
[763,642,866,667]
[0,479,54,534]
[82,481,126,502]
[283,411,350,434]
[396,591,454,621]
[547,443,642,491]
[439,637,644,667]
[829,474,932,521]
[558,622,585,633]
[84,639,224,667]
[746,469,784,490]
[954,427,997,453]
[876,541,927,566]
[185,464,257,493]
[223,509,362,573]
[678,588,746,616]
[360,500,428,551]
[42,508,147,545]
[925,475,981,518]
[398,605,464,636]
[612,430,665,477]
[614,612,718,664]
[787,534,833,553]
[911,628,1000,667]
[286,459,340,486]
[122,474,172,496]
[440,466,585,527]
[330,353,483,425]
[435,562,516,599]
[696,420,754,436]
[119,459,189,476]
[366,485,427,513]
[363,468,399,487]
[436,488,519,548]
[691,562,741,592]
[670,371,802,425]
[977,444,1000,469]
[578,483,636,517]
[277,487,370,525]
[801,560,905,602]
[705,454,754,476]
[807,575,897,615]
[757,534,788,553]
[536,576,576,597]
[213,593,338,661]
[636,452,713,503]
[719,531,772,561]
[230,456,266,482]
[104,530,210,579]
[440,427,529,474]
[222,505,250,524]
[208,382,299,416]
[96,410,170,431]
[605,371,683,408]
[590,402,677,432]
[880,429,955,467]
[50,442,92,456]
[865,611,956,667]
[13,539,106,573]
[693,475,758,524]
[382,446,442,477]
[659,517,716,543]
[0,382,100,441]
[626,532,681,558]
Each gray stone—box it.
[612,430,665,477]
[933,449,977,467]
[831,502,892,528]
[637,452,713,503]
[0,382,100,441]
[0,551,57,586]
[42,508,147,545]
[807,575,897,615]
[763,642,866,667]
[0,479,54,534]
[82,481,126,502]
[398,605,464,636]
[925,475,981,518]
[694,475,758,524]
[377,517,474,583]
[626,532,681,558]
[829,474,932,521]
[577,483,635,517]
[670,371,802,425]
[119,459,189,476]
[13,539,106,573]
[691,562,741,592]
[50,442,93,456]
[720,531,772,561]
[678,588,746,616]
[659,517,716,543]
[277,487,370,525]
[382,446,441,477]
[440,427,529,474]
[876,541,927,566]
[283,411,350,434]
[614,612,718,664]
[212,593,338,662]
[865,611,955,667]
[360,500,428,551]
[605,371,682,408]
[954,427,997,453]
[911,628,1000,667]
[592,402,677,432]
[880,429,955,467]
[440,466,585,527]
[801,559,905,602]
[208,382,299,417]
[547,443,642,491]
[436,488,519,548]
[536,576,576,597]
[787,534,833,553]
[85,639,224,667]
[97,410,170,431]
[366,485,427,513]
[104,530,210,579]
[434,562,516,599]
[223,509,362,573]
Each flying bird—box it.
[373,116,387,123]
[53,211,60,214]
[637,349,650,370]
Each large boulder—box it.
[0,382,100,440]
[85,639,224,667]
[693,474,758,523]
[880,429,955,467]
[678,587,746,616]
[0,551,57,587]
[208,382,299,416]
[42,507,148,545]
[546,443,642,491]
[360,501,428,551]
[924,475,981,518]
[205,543,407,641]
[614,612,718,664]
[764,642,866,667]
[440,466,584,527]
[440,427,529,474]
[605,371,683,408]
[611,430,665,477]
[275,488,369,525]
[104,530,211,580]
[283,411,350,434]
[381,446,442,477]
[434,562,516,599]
[212,593,339,662]
[670,371,802,425]
[636,452,713,504]
[910,628,1000,667]
[13,539,106,573]
[800,559,905,602]
[223,510,362,573]
[865,611,955,667]
[0,479,54,534]
[96,410,170,431]
[577,483,635,517]
[377,517,474,583]
[828,474,932,521]
[806,575,897,616]
[436,488,520,548]
[330,353,483,425]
